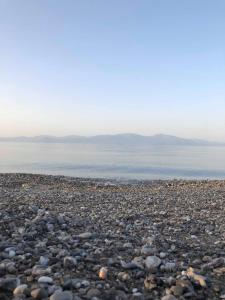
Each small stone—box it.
[86,288,101,299]
[13,284,28,296]
[145,256,161,270]
[78,232,93,239]
[80,280,90,288]
[31,288,48,299]
[160,252,167,259]
[164,262,176,272]
[50,290,73,300]
[32,265,51,276]
[99,267,108,280]
[118,272,131,281]
[141,245,156,256]
[9,250,16,258]
[38,276,53,284]
[47,223,54,231]
[123,242,133,248]
[132,257,145,269]
[170,285,183,296]
[144,275,157,290]
[63,256,77,268]
[39,256,49,267]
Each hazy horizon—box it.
[0,1,225,141]
[0,132,225,144]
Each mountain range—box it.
[0,134,224,146]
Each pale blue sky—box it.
[0,0,224,141]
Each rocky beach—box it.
[0,173,225,300]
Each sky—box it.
[0,0,224,141]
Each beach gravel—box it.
[0,173,225,299]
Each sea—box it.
[0,142,225,180]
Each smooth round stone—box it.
[145,256,162,270]
[13,284,28,296]
[50,290,73,300]
[38,276,53,284]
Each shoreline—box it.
[0,173,225,299]
[1,172,224,184]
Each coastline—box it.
[0,173,225,299]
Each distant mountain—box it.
[0,134,224,146]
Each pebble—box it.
[86,288,101,298]
[99,267,108,280]
[164,262,176,272]
[39,256,49,267]
[13,284,28,296]
[63,256,77,268]
[78,232,93,239]
[9,250,16,257]
[38,276,53,284]
[145,256,162,270]
[50,290,73,300]
[31,287,48,299]
[141,245,156,256]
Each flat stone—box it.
[78,232,93,239]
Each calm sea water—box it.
[0,142,225,180]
